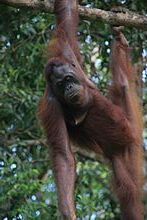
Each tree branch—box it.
[3,138,104,162]
[0,0,147,29]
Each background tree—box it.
[0,0,147,219]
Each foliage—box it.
[0,1,147,219]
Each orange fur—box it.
[38,0,144,219]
